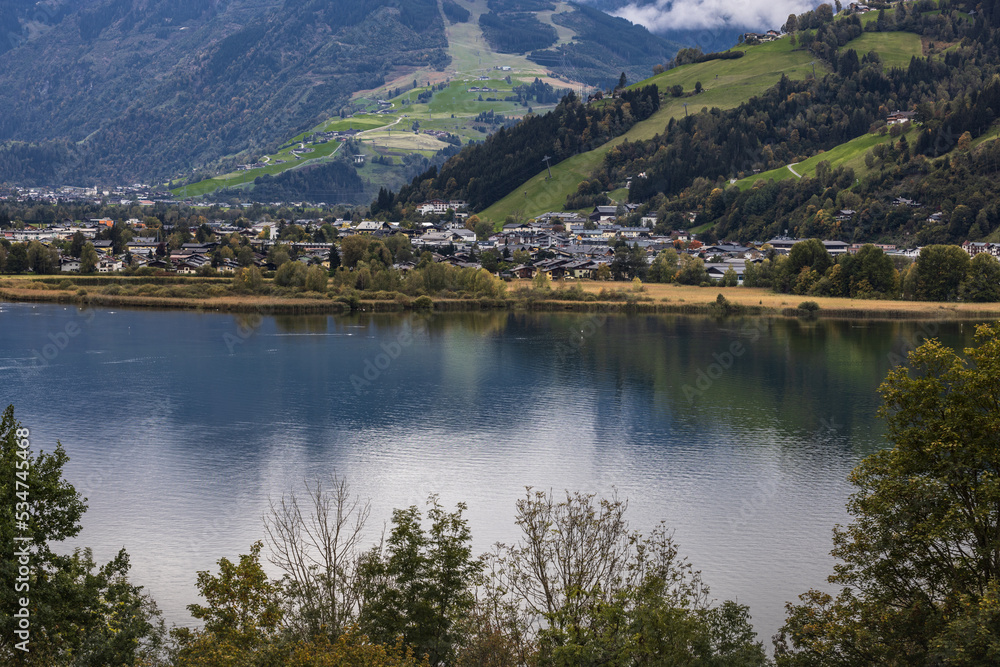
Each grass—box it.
[510,280,1000,319]
[840,32,924,68]
[736,128,918,190]
[9,275,1000,319]
[479,38,824,222]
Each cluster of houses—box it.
[4,199,990,282]
[1,184,171,206]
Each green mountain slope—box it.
[480,37,822,222]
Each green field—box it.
[170,0,575,200]
[840,32,923,68]
[736,129,920,190]
[479,37,824,222]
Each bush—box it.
[798,300,820,312]
[275,262,308,288]
[413,295,434,310]
[304,265,328,293]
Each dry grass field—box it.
[513,280,1000,320]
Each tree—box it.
[233,266,263,292]
[341,235,371,269]
[482,489,767,666]
[69,231,86,258]
[1,406,164,665]
[276,261,309,288]
[358,497,480,666]
[328,243,341,273]
[676,254,709,285]
[776,324,1000,665]
[80,242,99,274]
[959,253,1000,302]
[25,240,58,274]
[238,245,255,267]
[649,248,679,282]
[265,477,371,640]
[474,219,494,241]
[173,542,284,664]
[788,239,833,276]
[915,245,970,301]
[5,243,27,273]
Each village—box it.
[1,197,992,285]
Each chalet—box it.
[181,242,218,254]
[887,110,915,125]
[356,220,392,233]
[92,240,114,254]
[705,262,746,285]
[765,237,848,255]
[893,196,922,207]
[963,241,1000,257]
[701,243,751,257]
[823,240,850,255]
[509,264,537,279]
[589,204,638,223]
[835,209,856,222]
[742,32,778,43]
[60,257,81,272]
[96,257,124,273]
[127,238,160,257]
[417,199,451,215]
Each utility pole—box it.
[683,103,688,117]
[542,155,553,179]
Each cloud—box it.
[611,0,819,33]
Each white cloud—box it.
[612,0,819,33]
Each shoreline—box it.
[3,280,1000,320]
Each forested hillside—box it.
[378,85,660,214]
[388,0,1000,246]
[0,0,449,185]
[610,1,1000,244]
[528,3,682,87]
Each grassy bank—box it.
[3,276,1000,320]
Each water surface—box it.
[0,302,979,644]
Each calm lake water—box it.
[0,302,983,644]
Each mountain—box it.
[526,3,683,86]
[381,1,1000,246]
[0,0,679,186]
[577,0,815,51]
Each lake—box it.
[0,302,980,644]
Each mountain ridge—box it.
[0,0,679,186]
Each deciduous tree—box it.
[776,324,1000,665]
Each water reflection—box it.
[0,303,985,644]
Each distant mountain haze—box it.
[0,0,691,185]
[579,0,822,52]
[0,0,449,184]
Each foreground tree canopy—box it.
[0,405,164,665]
[776,322,1000,666]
